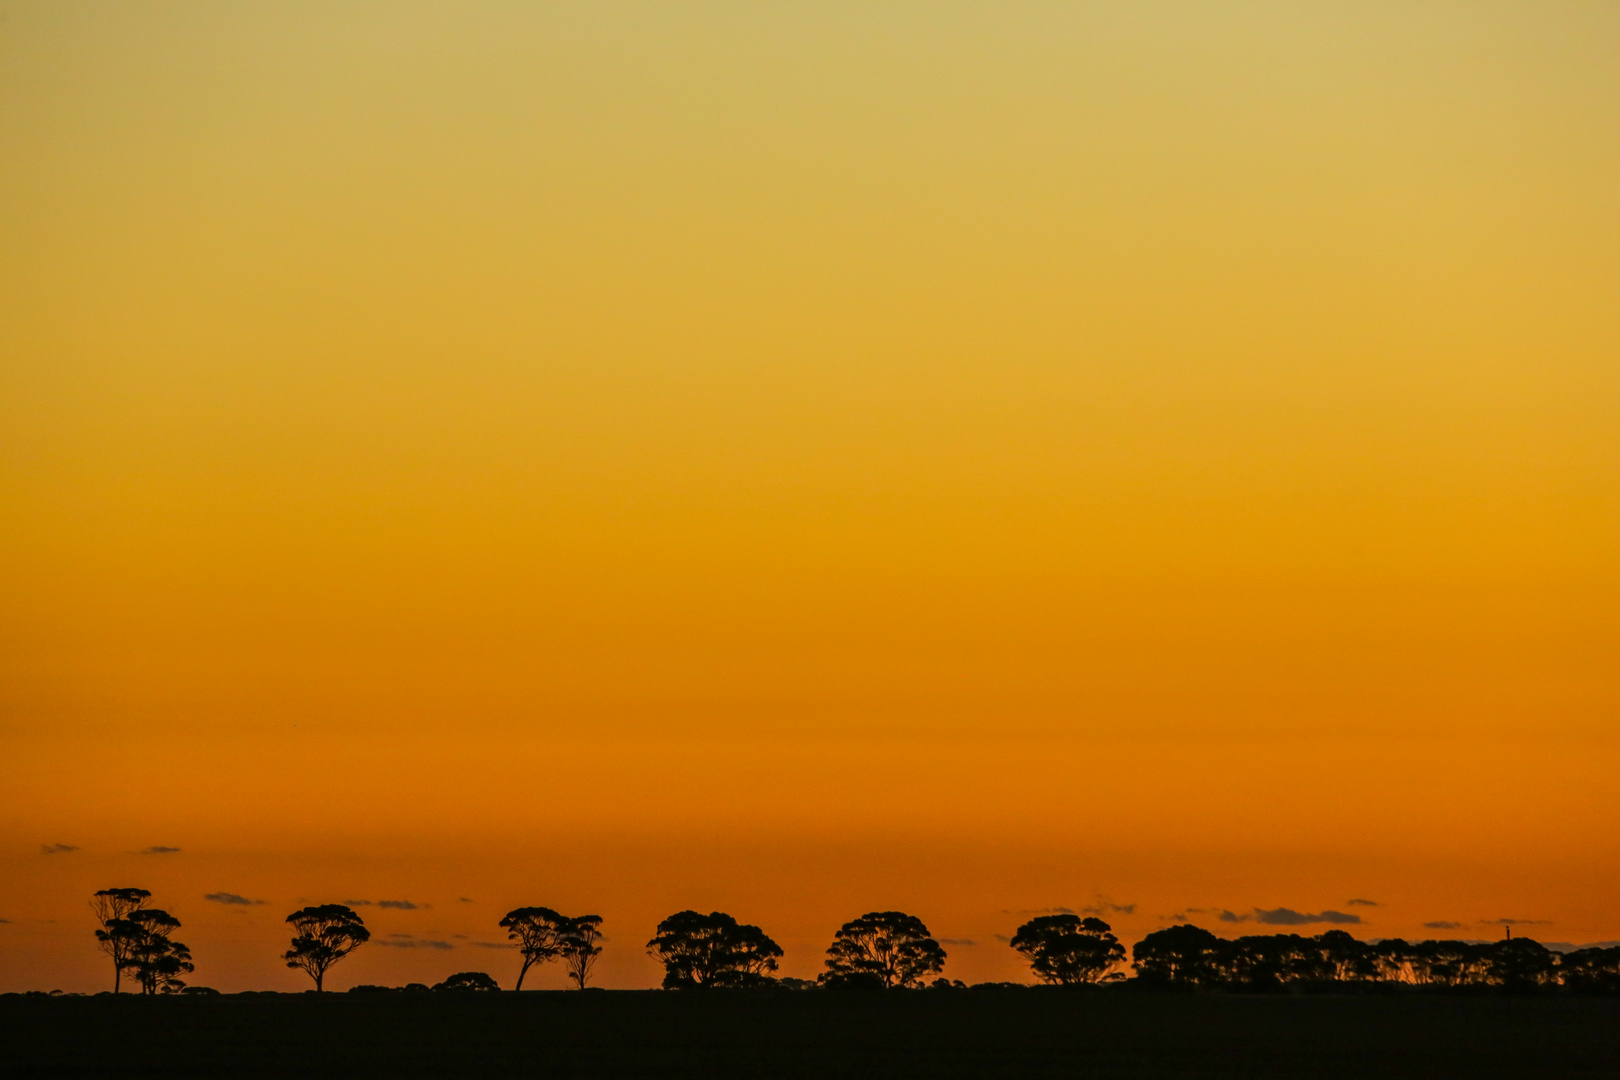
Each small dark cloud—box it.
[937,938,976,946]
[1424,921,1464,930]
[1485,918,1550,927]
[40,844,78,855]
[375,936,453,950]
[469,941,517,949]
[1006,906,1075,915]
[1082,901,1137,917]
[204,892,265,906]
[377,899,418,910]
[140,846,181,855]
[452,934,468,940]
[1223,908,1361,926]
[459,898,473,903]
[343,900,373,906]
[0,918,11,923]
[1346,899,1378,907]
[993,934,1012,944]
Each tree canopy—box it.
[823,911,946,989]
[91,887,152,994]
[560,914,604,990]
[283,904,370,992]
[1010,915,1125,985]
[646,910,783,988]
[499,907,571,990]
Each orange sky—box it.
[1,2,1616,991]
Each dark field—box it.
[4,990,1618,1079]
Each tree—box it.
[1559,946,1620,994]
[434,971,500,992]
[283,904,370,991]
[647,910,783,988]
[1131,924,1223,988]
[560,915,604,989]
[499,907,570,990]
[91,888,152,993]
[823,911,946,989]
[117,909,194,994]
[1010,915,1125,985]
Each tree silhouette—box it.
[91,887,151,993]
[116,909,194,994]
[1559,946,1620,994]
[499,907,570,990]
[647,910,783,988]
[1010,915,1125,985]
[823,911,946,989]
[1131,924,1222,988]
[283,904,370,991]
[434,971,500,992]
[560,914,604,989]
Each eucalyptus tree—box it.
[560,914,604,989]
[91,887,152,993]
[120,909,194,994]
[823,911,946,988]
[284,904,370,991]
[1010,915,1125,985]
[499,907,570,990]
[647,910,782,988]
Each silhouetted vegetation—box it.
[118,909,194,994]
[560,914,604,989]
[498,907,569,990]
[283,904,369,992]
[1011,915,1126,985]
[434,971,500,992]
[90,887,151,993]
[1123,924,1619,993]
[823,911,946,988]
[647,911,783,988]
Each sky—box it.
[0,1,1616,992]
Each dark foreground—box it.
[4,990,1618,1079]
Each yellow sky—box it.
[1,2,1616,991]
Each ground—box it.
[3,989,1617,1078]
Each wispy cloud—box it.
[1346,899,1378,907]
[140,846,181,855]
[343,900,373,906]
[1006,907,1075,915]
[204,892,265,906]
[1082,901,1137,917]
[1424,921,1464,930]
[375,933,453,950]
[40,844,78,855]
[1485,917,1549,927]
[377,899,419,910]
[938,938,976,946]
[469,941,517,950]
[459,897,473,903]
[1221,908,1362,926]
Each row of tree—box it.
[90,889,1620,995]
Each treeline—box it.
[85,889,1620,995]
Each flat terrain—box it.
[3,990,1617,1078]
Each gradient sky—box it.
[1,1,1616,992]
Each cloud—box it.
[0,918,10,923]
[993,934,1012,944]
[1485,918,1549,927]
[140,846,181,855]
[40,844,78,855]
[343,900,373,906]
[204,892,265,906]
[1424,921,1464,930]
[377,900,419,910]
[937,938,976,946]
[1082,901,1138,917]
[459,898,473,903]
[469,941,517,949]
[1222,908,1362,926]
[1007,907,1075,915]
[374,933,453,950]
[1346,899,1378,907]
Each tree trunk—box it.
[516,957,532,991]
[316,968,324,992]
[113,962,121,994]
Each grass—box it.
[3,988,1617,1078]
